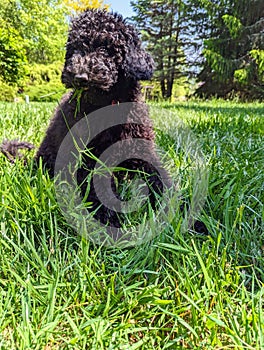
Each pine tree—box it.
[131,0,199,100]
[196,0,264,99]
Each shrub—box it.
[27,62,63,85]
[0,79,17,102]
[23,82,66,102]
[0,27,28,85]
[22,62,66,102]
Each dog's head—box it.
[61,10,154,91]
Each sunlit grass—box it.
[0,100,263,349]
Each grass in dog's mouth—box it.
[71,88,84,115]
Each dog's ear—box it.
[123,48,155,81]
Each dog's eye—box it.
[73,49,85,57]
[108,45,117,56]
[92,38,100,48]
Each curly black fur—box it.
[36,10,155,172]
[36,9,166,229]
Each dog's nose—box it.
[74,73,89,85]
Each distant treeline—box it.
[0,0,263,101]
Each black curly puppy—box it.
[36,9,155,171]
[37,9,169,229]
[1,10,208,234]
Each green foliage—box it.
[0,0,68,97]
[172,79,189,100]
[0,0,67,67]
[196,0,264,99]
[0,79,17,101]
[233,68,249,85]
[222,14,242,39]
[22,62,66,102]
[142,76,188,102]
[203,48,233,79]
[0,27,28,84]
[64,0,110,12]
[0,60,66,102]
[0,101,263,348]
[23,82,66,102]
[29,63,63,84]
[18,0,68,64]
[250,49,264,76]
[131,0,195,100]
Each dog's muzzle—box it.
[74,73,89,86]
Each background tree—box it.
[131,0,181,100]
[196,0,264,99]
[0,0,110,68]
[0,0,110,70]
[0,27,27,85]
[0,0,27,86]
[131,0,205,100]
[64,0,109,13]
[0,0,109,100]
[16,0,68,64]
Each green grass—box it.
[0,100,263,349]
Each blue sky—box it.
[109,0,135,18]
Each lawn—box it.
[0,100,263,349]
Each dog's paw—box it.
[193,220,209,235]
[0,139,35,163]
